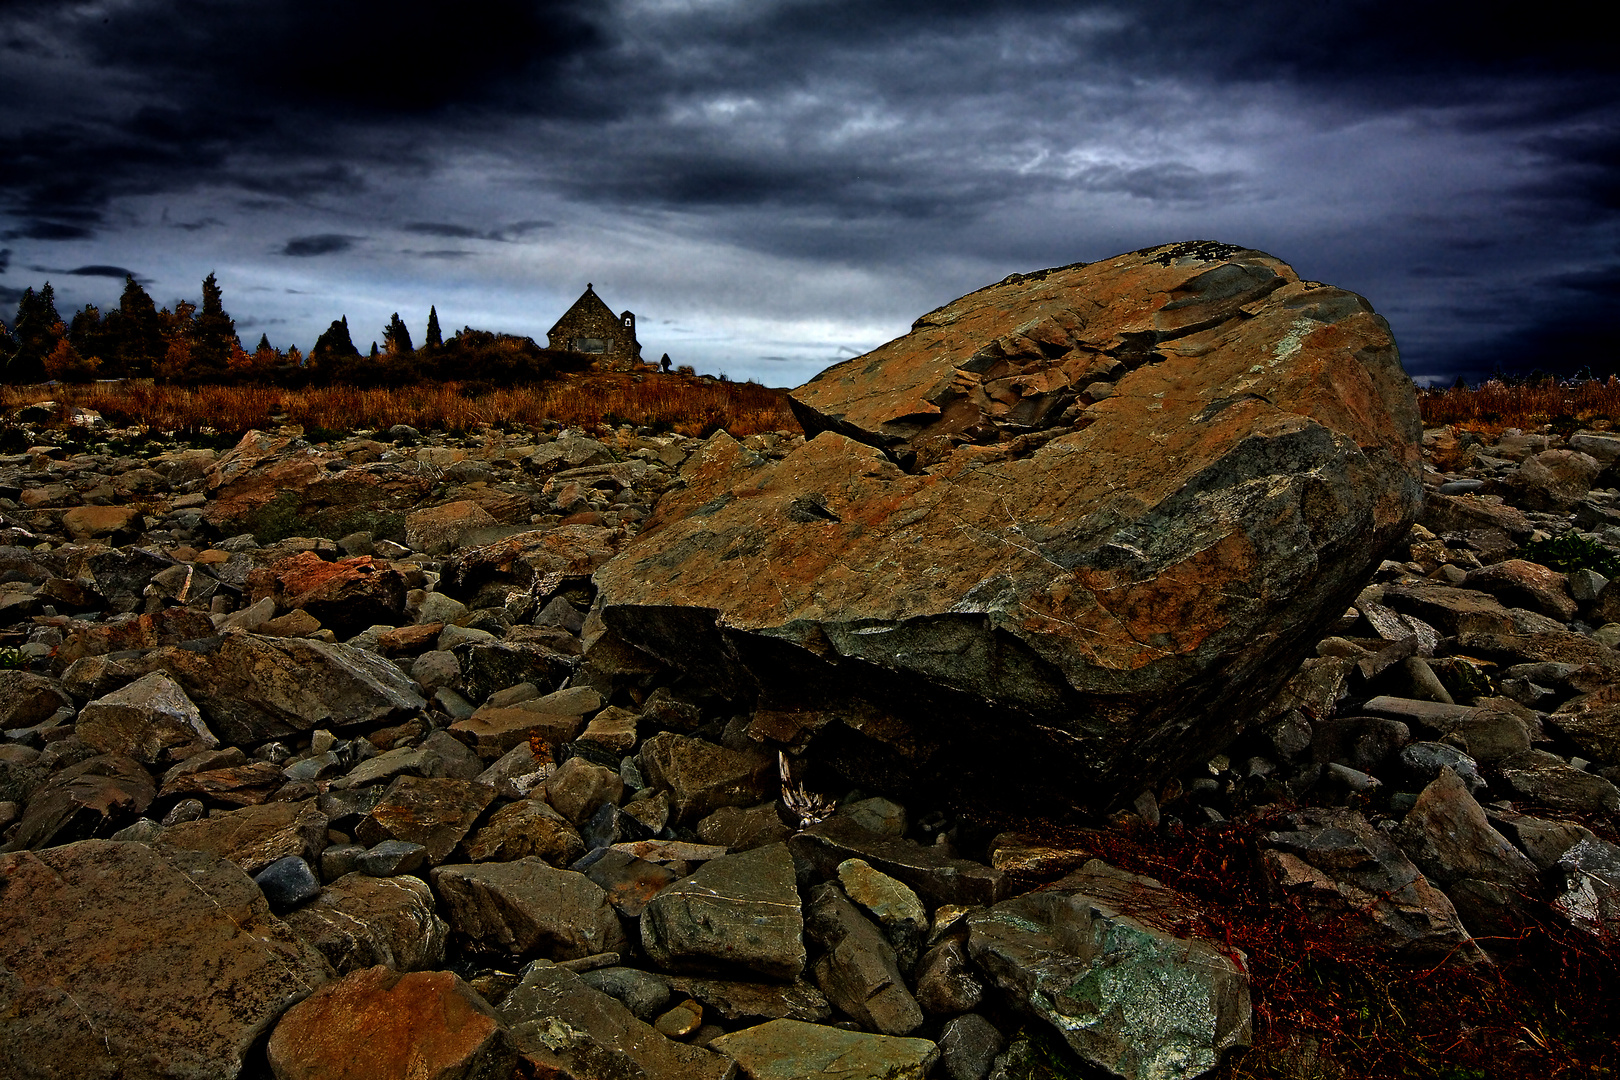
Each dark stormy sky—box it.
[2,2,1616,387]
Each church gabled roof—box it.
[547,283,619,339]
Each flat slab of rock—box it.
[354,775,497,865]
[666,976,832,1023]
[157,798,328,875]
[968,860,1250,1080]
[500,961,734,1080]
[148,631,427,745]
[641,842,807,979]
[266,965,510,1080]
[0,839,331,1080]
[710,1018,937,1080]
[432,857,628,960]
[593,243,1422,806]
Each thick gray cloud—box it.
[281,235,362,258]
[1,0,1615,384]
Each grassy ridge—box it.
[1419,380,1620,433]
[0,372,799,440]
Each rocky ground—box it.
[0,406,1617,1079]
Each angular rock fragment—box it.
[500,960,733,1080]
[148,631,427,745]
[2,752,155,851]
[710,1018,938,1080]
[463,797,584,866]
[280,872,448,974]
[638,731,774,825]
[0,840,331,1080]
[1393,767,1538,937]
[266,966,510,1080]
[354,775,497,865]
[75,671,217,764]
[641,842,807,979]
[805,881,924,1035]
[968,860,1250,1080]
[431,858,627,960]
[594,243,1422,807]
[1261,808,1478,961]
[157,798,328,875]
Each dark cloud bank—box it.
[1,0,1616,383]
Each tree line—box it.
[0,274,590,388]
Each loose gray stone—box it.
[940,1013,1007,1080]
[641,842,807,980]
[805,880,924,1036]
[253,855,322,911]
[356,839,429,877]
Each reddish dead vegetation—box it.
[984,811,1620,1079]
[0,371,800,439]
[1420,379,1620,436]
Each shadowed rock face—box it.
[591,242,1423,808]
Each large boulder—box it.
[0,840,331,1080]
[590,242,1422,806]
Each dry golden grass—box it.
[1419,378,1620,434]
[1,372,800,439]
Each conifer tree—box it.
[7,283,64,384]
[383,312,414,356]
[425,305,443,348]
[111,275,164,378]
[312,316,361,383]
[68,305,116,375]
[256,333,272,353]
[190,272,238,383]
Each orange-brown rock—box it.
[204,430,433,543]
[61,504,140,541]
[592,242,1423,807]
[266,966,511,1080]
[246,551,407,638]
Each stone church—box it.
[546,283,644,369]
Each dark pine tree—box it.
[108,275,165,379]
[68,304,117,375]
[383,312,413,356]
[7,283,64,385]
[0,316,15,359]
[311,316,361,383]
[189,272,239,383]
[425,305,443,348]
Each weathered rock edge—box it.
[591,242,1423,806]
